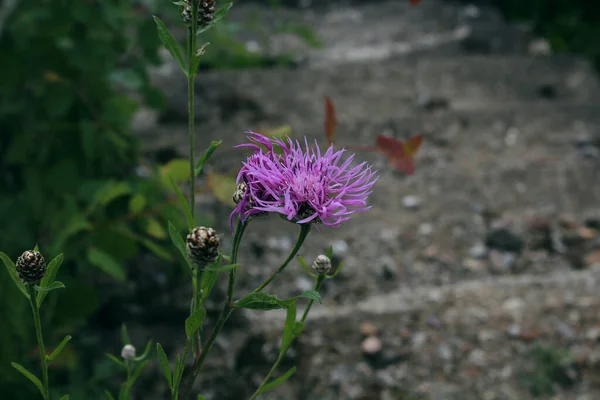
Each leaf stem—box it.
[253,224,311,293]
[300,275,325,323]
[28,285,49,400]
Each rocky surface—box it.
[132,1,600,399]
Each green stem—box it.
[249,274,325,399]
[187,24,197,221]
[252,224,311,293]
[27,285,49,400]
[181,219,247,398]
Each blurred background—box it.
[1,0,600,399]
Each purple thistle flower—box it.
[230,131,378,231]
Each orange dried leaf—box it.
[324,96,338,145]
[375,134,423,175]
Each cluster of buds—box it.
[181,0,216,29]
[16,250,46,284]
[186,226,220,267]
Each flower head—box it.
[186,227,220,267]
[230,131,377,230]
[16,250,46,284]
[121,344,136,361]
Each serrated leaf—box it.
[197,2,233,34]
[194,141,221,177]
[156,343,172,389]
[106,353,126,368]
[11,362,44,395]
[34,281,65,292]
[87,247,126,281]
[105,390,116,400]
[280,303,296,356]
[121,324,131,345]
[47,335,72,362]
[185,307,206,339]
[257,367,297,394]
[153,16,187,76]
[0,252,29,299]
[299,290,321,303]
[168,221,192,270]
[235,293,291,311]
[134,340,153,362]
[169,176,194,232]
[37,253,63,307]
[206,172,236,206]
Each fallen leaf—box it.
[375,134,424,175]
[324,96,338,145]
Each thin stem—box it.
[27,285,49,400]
[182,219,248,398]
[253,224,312,293]
[187,24,197,221]
[249,274,325,399]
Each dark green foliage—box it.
[0,0,178,397]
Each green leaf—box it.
[47,335,72,362]
[121,324,131,345]
[106,353,126,368]
[153,16,187,76]
[204,263,240,272]
[34,281,65,292]
[105,391,116,400]
[293,322,305,337]
[200,270,219,302]
[11,362,44,395]
[59,395,70,400]
[185,307,206,339]
[37,253,64,307]
[146,217,167,240]
[87,247,126,281]
[170,176,194,231]
[198,396,206,400]
[325,245,333,259]
[297,255,316,278]
[235,293,291,311]
[88,181,133,213]
[190,42,210,76]
[156,343,172,389]
[327,260,344,279]
[137,237,174,262]
[129,359,149,383]
[168,221,192,270]
[299,290,321,303]
[173,353,183,390]
[194,141,222,176]
[0,252,29,299]
[197,2,233,34]
[134,340,153,362]
[280,303,296,356]
[257,367,297,394]
[128,193,147,214]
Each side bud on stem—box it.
[16,250,46,284]
[186,227,220,267]
[312,254,332,276]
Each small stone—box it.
[555,321,576,341]
[485,228,525,253]
[412,332,427,349]
[426,315,442,329]
[578,227,597,240]
[469,243,488,259]
[489,250,518,271]
[584,249,600,267]
[585,327,600,342]
[418,223,433,236]
[360,321,378,337]
[402,195,421,209]
[463,258,485,272]
[468,348,487,367]
[437,343,453,361]
[502,298,525,318]
[331,239,349,256]
[507,324,521,338]
[528,38,552,56]
[361,336,382,355]
[295,276,313,292]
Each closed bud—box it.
[181,0,216,30]
[121,344,136,361]
[186,226,220,266]
[16,250,46,284]
[233,182,247,204]
[312,254,331,275]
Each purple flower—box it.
[230,131,378,230]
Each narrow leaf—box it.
[293,321,305,337]
[196,2,233,34]
[280,303,296,356]
[200,270,219,302]
[198,396,206,400]
[105,390,116,400]
[204,263,240,272]
[325,245,333,259]
[324,96,338,145]
[168,221,192,270]
[47,335,72,362]
[170,176,194,231]
[106,353,126,368]
[0,252,29,299]
[185,307,206,339]
[129,359,149,383]
[235,293,289,311]
[87,247,126,281]
[121,324,131,345]
[37,253,64,307]
[156,343,172,389]
[194,141,222,177]
[59,396,70,400]
[299,290,321,303]
[297,255,316,278]
[327,260,345,279]
[134,340,153,362]
[34,281,65,292]
[173,354,183,389]
[11,362,44,395]
[258,367,297,394]
[153,16,187,76]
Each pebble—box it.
[295,276,314,292]
[485,228,525,253]
[412,331,427,349]
[402,195,422,209]
[361,336,383,355]
[437,343,453,361]
[585,326,600,341]
[331,239,349,257]
[489,250,518,270]
[418,223,433,236]
[360,321,378,337]
[468,348,487,367]
[469,243,488,259]
[502,298,525,318]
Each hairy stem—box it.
[182,219,248,398]
[187,23,197,222]
[27,285,49,400]
[253,224,311,293]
